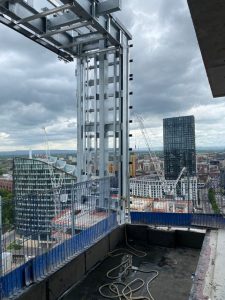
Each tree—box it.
[208,188,220,214]
[0,189,14,230]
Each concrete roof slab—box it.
[188,0,225,97]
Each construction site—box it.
[0,0,225,300]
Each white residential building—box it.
[130,176,198,203]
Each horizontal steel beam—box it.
[88,76,120,86]
[17,4,72,24]
[47,0,60,7]
[86,92,120,100]
[60,0,131,46]
[88,61,119,69]
[84,123,120,133]
[0,1,75,58]
[80,46,117,57]
[0,15,73,61]
[0,0,132,59]
[0,2,73,44]
[60,32,104,49]
[48,10,82,30]
[40,21,92,38]
[96,0,121,16]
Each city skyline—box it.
[1,0,225,151]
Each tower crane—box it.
[166,167,186,197]
[42,127,65,217]
[134,113,163,180]
[134,113,169,197]
[134,113,186,199]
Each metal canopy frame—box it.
[0,0,131,61]
[0,0,132,222]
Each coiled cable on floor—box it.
[98,226,159,300]
[107,255,132,279]
[99,270,159,300]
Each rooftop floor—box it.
[16,224,225,300]
[62,243,200,300]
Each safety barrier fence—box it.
[130,212,225,229]
[0,176,119,299]
[1,213,117,299]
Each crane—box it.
[134,113,164,180]
[134,113,170,198]
[134,113,186,199]
[166,167,186,197]
[42,127,65,217]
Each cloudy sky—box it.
[0,0,225,152]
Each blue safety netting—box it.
[130,212,225,229]
[1,213,117,299]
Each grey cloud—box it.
[122,1,225,119]
[0,0,225,150]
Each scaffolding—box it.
[0,0,132,216]
[76,42,131,206]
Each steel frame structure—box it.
[0,0,132,220]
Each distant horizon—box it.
[1,2,225,151]
[0,146,225,156]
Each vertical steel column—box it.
[77,58,84,182]
[113,52,118,173]
[118,36,130,223]
[123,38,130,222]
[71,187,75,236]
[94,54,98,176]
[99,41,108,178]
[76,35,130,222]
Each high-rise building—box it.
[13,156,76,240]
[163,115,196,180]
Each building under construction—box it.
[130,176,198,204]
[1,1,225,299]
[13,156,76,240]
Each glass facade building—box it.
[163,115,196,180]
[13,157,76,240]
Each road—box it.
[199,188,213,214]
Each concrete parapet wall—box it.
[109,225,125,250]
[148,228,176,248]
[126,224,204,249]
[85,238,108,271]
[48,254,85,300]
[15,280,47,300]
[15,224,205,300]
[175,230,204,249]
[15,225,125,300]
